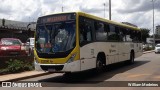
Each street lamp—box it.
[151,0,156,47]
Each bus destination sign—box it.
[38,14,75,24]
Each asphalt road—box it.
[1,52,160,90]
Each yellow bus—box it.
[34,12,142,73]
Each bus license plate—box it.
[48,68,56,72]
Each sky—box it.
[0,0,160,34]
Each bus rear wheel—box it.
[129,52,135,64]
[95,56,104,73]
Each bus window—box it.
[108,24,119,41]
[79,17,93,46]
[115,26,120,34]
[126,29,133,42]
[119,27,126,42]
[131,30,138,42]
[104,24,110,32]
[95,22,107,41]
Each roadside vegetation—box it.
[143,46,154,51]
[0,58,34,75]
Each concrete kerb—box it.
[0,50,154,82]
[0,72,53,83]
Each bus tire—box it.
[129,51,135,64]
[96,56,103,73]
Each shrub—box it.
[5,59,34,73]
[143,47,154,51]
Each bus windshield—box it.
[35,21,76,53]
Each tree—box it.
[150,34,160,39]
[140,28,150,43]
[155,34,160,39]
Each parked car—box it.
[155,44,160,54]
[25,38,35,56]
[0,38,26,56]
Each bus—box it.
[34,12,142,73]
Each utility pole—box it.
[109,0,111,20]
[62,6,64,12]
[152,0,156,46]
[103,3,106,18]
[62,0,64,12]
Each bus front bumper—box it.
[34,60,81,73]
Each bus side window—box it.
[115,26,120,41]
[95,22,107,41]
[108,24,119,41]
[115,26,120,34]
[131,30,138,42]
[126,29,133,42]
[94,22,99,30]
[79,17,92,46]
[104,24,110,32]
[119,27,126,42]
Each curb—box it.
[0,72,53,82]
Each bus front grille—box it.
[40,65,64,71]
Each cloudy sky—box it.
[0,0,160,34]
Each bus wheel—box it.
[129,52,135,64]
[96,56,103,72]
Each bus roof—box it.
[39,12,140,31]
[76,12,140,31]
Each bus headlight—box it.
[67,53,77,63]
